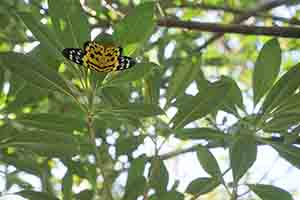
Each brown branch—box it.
[192,0,288,51]
[157,18,300,38]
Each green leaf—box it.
[174,128,231,141]
[271,143,300,170]
[253,39,281,105]
[103,62,158,87]
[116,136,144,156]
[144,68,161,105]
[0,52,73,96]
[219,76,244,114]
[17,190,59,200]
[123,156,147,200]
[74,189,93,200]
[5,84,47,113]
[149,158,169,195]
[171,80,230,129]
[0,130,81,157]
[62,170,73,200]
[114,2,155,46]
[263,113,300,132]
[149,191,184,200]
[166,58,201,104]
[100,103,164,118]
[262,64,300,114]
[230,134,257,183]
[185,177,220,196]
[49,0,89,48]
[248,184,294,200]
[17,12,63,59]
[197,145,222,177]
[16,113,85,132]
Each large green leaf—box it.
[0,52,73,96]
[166,58,201,104]
[248,184,294,200]
[103,62,158,87]
[262,64,300,114]
[49,0,90,48]
[171,80,230,129]
[253,39,281,105]
[123,156,147,200]
[0,130,81,157]
[185,177,220,196]
[197,145,222,177]
[230,134,257,183]
[114,2,155,46]
[16,113,85,132]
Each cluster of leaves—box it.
[0,0,299,200]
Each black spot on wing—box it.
[62,48,84,65]
[116,56,136,71]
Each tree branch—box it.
[157,18,300,38]
[192,0,288,51]
[167,2,300,26]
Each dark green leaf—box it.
[248,184,294,200]
[185,177,220,196]
[103,62,158,87]
[219,76,244,114]
[271,143,300,169]
[197,145,222,177]
[114,2,155,46]
[0,52,73,96]
[262,64,300,114]
[74,189,93,200]
[17,190,59,200]
[116,136,144,156]
[171,80,230,129]
[253,38,281,105]
[230,134,257,183]
[149,191,184,200]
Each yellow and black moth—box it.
[62,41,135,72]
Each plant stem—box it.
[87,113,114,200]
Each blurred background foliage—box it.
[0,0,300,200]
